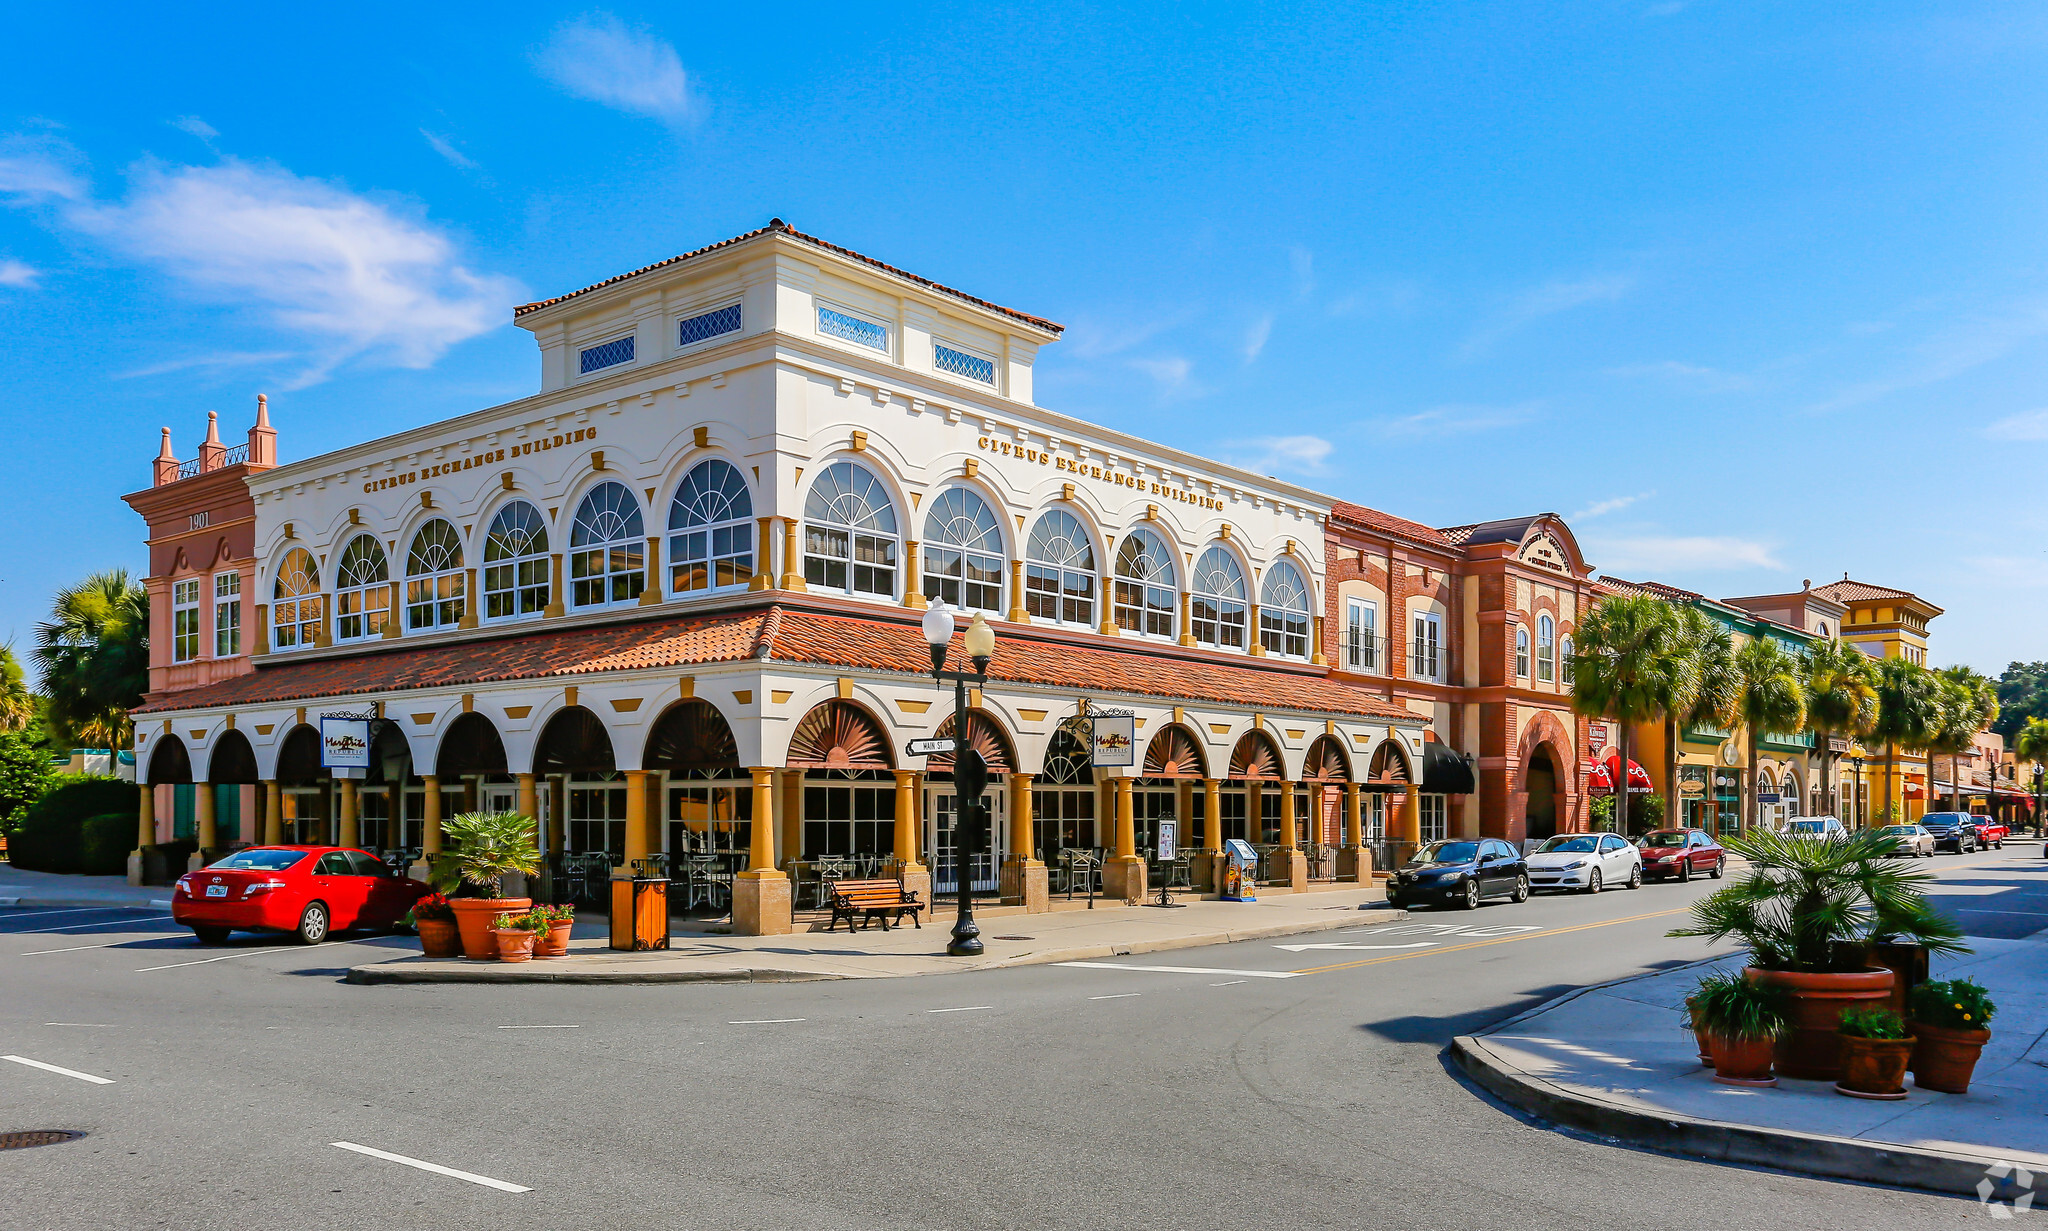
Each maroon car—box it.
[1635,828,1725,882]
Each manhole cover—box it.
[0,1130,84,1150]
[993,935,1034,941]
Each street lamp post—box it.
[2033,765,2043,838]
[1851,755,1865,831]
[921,603,996,958]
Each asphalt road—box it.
[2,845,2042,1230]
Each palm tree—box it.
[1571,594,1687,835]
[0,643,34,733]
[1930,667,1998,812]
[1660,607,1736,829]
[1730,637,1808,835]
[1801,638,1878,820]
[33,570,149,753]
[1869,656,1940,826]
[2014,716,2048,833]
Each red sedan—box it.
[171,846,431,945]
[1634,828,1725,881]
[1970,817,2010,848]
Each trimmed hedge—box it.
[79,813,137,876]
[9,776,140,874]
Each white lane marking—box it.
[728,1018,806,1025]
[496,1024,581,1030]
[330,1142,529,1193]
[1053,961,1302,979]
[0,907,139,922]
[1209,981,1247,987]
[926,1005,993,1013]
[1273,942,1439,953]
[136,941,336,971]
[44,1023,117,1027]
[21,942,133,956]
[50,915,175,932]
[1088,993,1141,1000]
[4,1054,115,1084]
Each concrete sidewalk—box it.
[0,864,171,909]
[348,886,1398,984]
[1452,932,2048,1199]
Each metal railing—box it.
[1339,631,1390,674]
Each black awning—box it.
[1421,743,1476,795]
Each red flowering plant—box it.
[410,892,456,923]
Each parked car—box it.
[1918,812,1986,854]
[1968,816,2010,848]
[1527,832,1642,893]
[1785,817,1848,841]
[171,846,430,944]
[1386,838,1529,910]
[1874,824,1935,857]
[1634,828,1725,881]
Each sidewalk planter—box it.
[449,897,532,959]
[492,926,537,963]
[1707,1033,1778,1087]
[1907,1022,1990,1094]
[536,918,572,959]
[1686,999,1712,1066]
[1835,1034,1915,1100]
[416,917,462,960]
[1746,968,1895,1081]
[1866,941,1930,1020]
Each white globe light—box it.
[921,601,956,648]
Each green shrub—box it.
[1909,978,1996,1031]
[1691,972,1790,1041]
[78,812,135,876]
[8,775,138,873]
[1838,1006,1908,1039]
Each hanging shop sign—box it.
[1091,714,1136,767]
[319,715,371,770]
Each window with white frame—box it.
[677,303,741,348]
[667,461,752,594]
[569,483,646,608]
[405,520,467,631]
[817,303,888,352]
[1024,510,1096,627]
[272,548,323,650]
[213,572,240,658]
[1344,597,1379,672]
[803,461,897,598]
[922,487,1004,613]
[1260,559,1311,658]
[171,578,201,662]
[483,501,550,619]
[933,341,996,385]
[1514,626,1530,678]
[1190,546,1248,650]
[1113,528,1177,639]
[1366,792,1387,840]
[1537,614,1556,683]
[334,534,391,642]
[579,334,635,375]
[1420,794,1447,842]
[1411,611,1442,680]
[1561,634,1575,686]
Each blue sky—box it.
[3,2,2046,673]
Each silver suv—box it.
[1785,817,1847,841]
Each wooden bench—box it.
[824,878,924,933]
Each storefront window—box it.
[1190,546,1247,649]
[1420,794,1447,842]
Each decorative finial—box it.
[255,393,270,427]
[204,411,222,444]
[157,427,175,459]
[768,217,786,229]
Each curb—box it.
[0,896,173,910]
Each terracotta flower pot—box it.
[1835,1033,1915,1100]
[448,897,531,959]
[1687,1000,1712,1065]
[534,920,572,959]
[416,917,461,960]
[1708,1033,1778,1087]
[492,928,537,963]
[1745,967,1895,1081]
[1908,1021,1991,1094]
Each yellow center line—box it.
[1288,905,1698,976]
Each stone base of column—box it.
[186,852,207,874]
[733,871,793,936]
[409,859,433,882]
[126,851,144,886]
[1336,845,1374,882]
[894,861,933,916]
[1000,858,1050,912]
[1273,849,1308,892]
[1102,855,1149,902]
[1192,851,1223,895]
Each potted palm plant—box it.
[1835,1007,1914,1100]
[431,811,542,960]
[1690,971,1789,1087]
[491,909,540,963]
[410,892,460,959]
[1907,978,1995,1094]
[1669,828,1965,1081]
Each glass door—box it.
[928,785,1006,894]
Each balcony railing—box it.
[1339,631,1390,675]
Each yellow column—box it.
[1399,785,1422,844]
[780,518,807,590]
[264,781,283,845]
[1279,780,1298,852]
[1248,604,1265,655]
[781,770,804,866]
[421,776,443,855]
[337,778,358,849]
[136,784,155,850]
[1343,782,1362,848]
[195,783,217,855]
[894,770,921,866]
[1010,773,1035,859]
[901,541,925,608]
[750,517,775,590]
[639,535,663,604]
[1114,778,1136,859]
[621,770,647,869]
[1007,560,1027,623]
[746,768,777,872]
[517,772,539,829]
[1203,779,1222,851]
[1178,591,1195,646]
[545,554,565,616]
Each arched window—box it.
[272,547,322,650]
[1190,546,1247,650]
[1113,528,1176,638]
[569,482,645,608]
[1024,510,1096,627]
[667,460,752,594]
[803,461,897,598]
[1537,614,1556,683]
[1259,559,1310,658]
[1514,627,1530,678]
[405,519,466,631]
[334,534,390,642]
[483,501,550,620]
[1561,634,1575,686]
[922,487,1003,613]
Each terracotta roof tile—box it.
[1595,576,1704,602]
[1811,578,1941,616]
[1328,501,1452,548]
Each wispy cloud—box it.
[1242,313,1273,363]
[535,13,698,124]
[0,258,38,288]
[1809,297,2048,413]
[170,115,217,141]
[115,350,298,379]
[1986,408,2048,442]
[1290,246,1315,299]
[420,129,479,171]
[1570,491,1654,520]
[1380,400,1542,436]
[1060,307,1200,360]
[0,136,88,202]
[1586,535,1781,573]
[1129,355,1195,396]
[1223,434,1332,476]
[1462,273,1634,357]
[1604,359,1753,393]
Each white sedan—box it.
[1526,832,1642,893]
[1875,823,1935,857]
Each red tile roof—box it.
[1812,578,1943,615]
[1328,501,1452,549]
[512,220,1064,335]
[1596,576,1705,602]
[134,603,1413,722]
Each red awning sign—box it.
[1588,755,1654,796]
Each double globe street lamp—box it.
[921,602,997,957]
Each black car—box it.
[1918,812,1982,854]
[1386,838,1529,911]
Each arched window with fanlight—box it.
[1190,546,1247,650]
[1561,633,1575,686]
[483,501,550,620]
[1024,510,1096,628]
[922,487,1003,613]
[668,460,753,595]
[1113,528,1177,639]
[1259,559,1311,658]
[272,547,323,650]
[803,461,897,598]
[405,520,466,631]
[1537,614,1556,683]
[334,534,390,642]
[569,481,645,608]
[1514,626,1530,678]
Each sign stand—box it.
[1144,819,1183,909]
